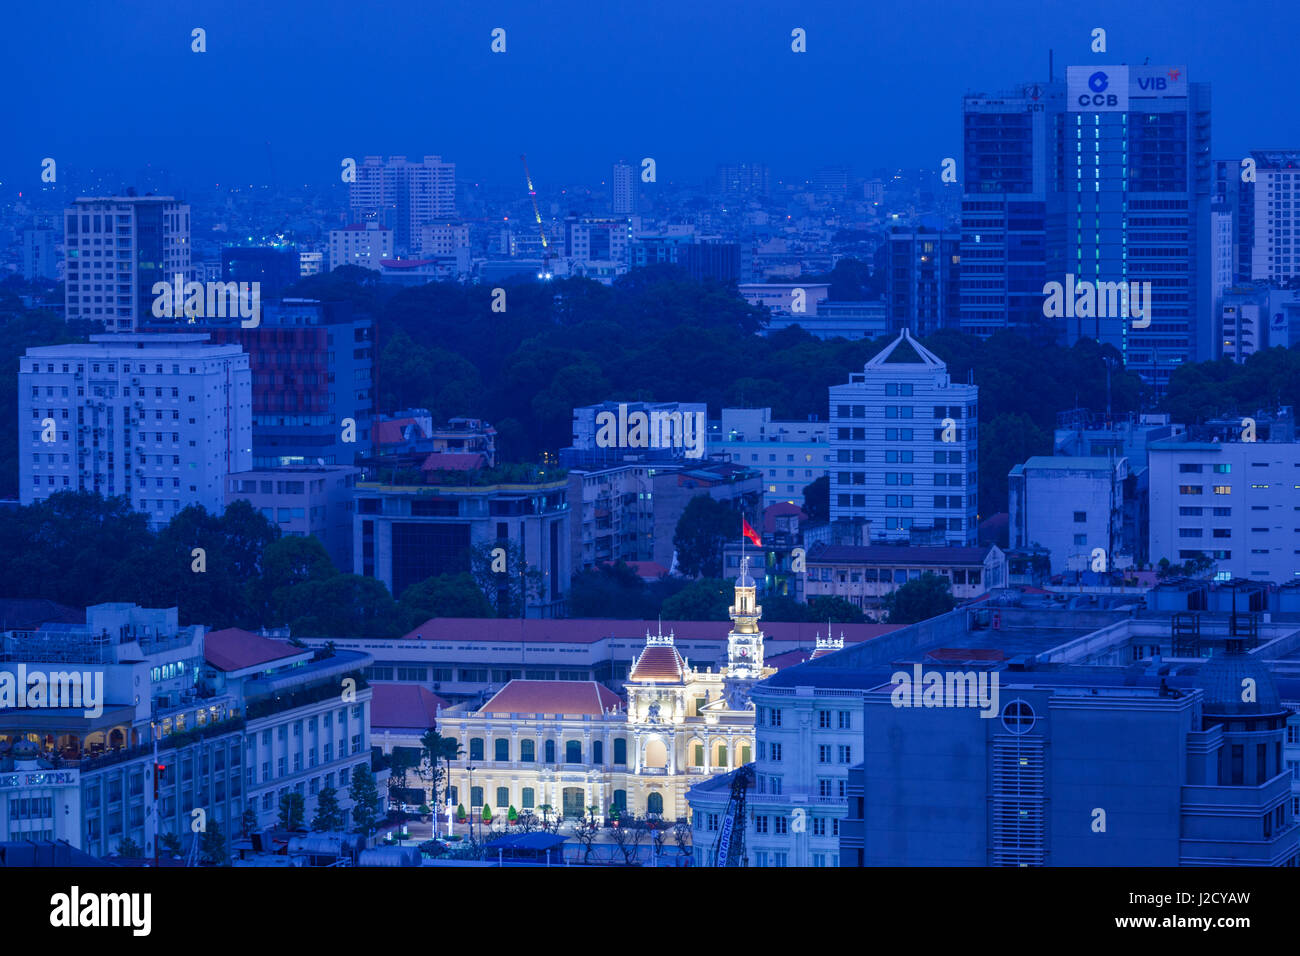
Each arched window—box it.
[565,740,582,764]
[592,740,604,765]
[714,742,728,768]
[647,791,664,815]
[740,743,752,764]
[520,739,536,763]
[544,739,556,763]
[693,742,705,766]
[613,738,627,765]
[611,789,627,813]
[494,738,509,761]
[469,737,484,761]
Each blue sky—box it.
[4,0,1297,190]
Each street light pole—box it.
[467,764,477,845]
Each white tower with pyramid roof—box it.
[828,327,979,546]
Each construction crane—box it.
[519,153,552,279]
[708,763,755,866]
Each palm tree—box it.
[419,728,464,811]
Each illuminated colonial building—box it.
[439,561,774,824]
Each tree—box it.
[348,764,381,837]
[159,832,183,858]
[239,804,259,837]
[882,572,957,624]
[200,820,229,866]
[802,476,829,523]
[607,813,649,865]
[312,787,345,832]
[660,578,732,621]
[469,539,543,618]
[277,791,306,831]
[573,810,602,864]
[400,572,495,624]
[115,836,143,859]
[419,729,462,811]
[276,573,405,638]
[672,496,739,578]
[537,804,560,834]
[568,561,656,618]
[672,819,692,857]
[515,810,539,833]
[255,534,338,624]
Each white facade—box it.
[350,155,456,252]
[688,681,862,867]
[19,334,252,525]
[1149,434,1300,583]
[329,223,393,272]
[1252,167,1300,283]
[710,407,832,508]
[1009,457,1128,574]
[829,330,979,545]
[417,222,469,257]
[64,196,191,332]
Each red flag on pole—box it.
[742,517,762,547]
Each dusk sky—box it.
[5,0,1299,189]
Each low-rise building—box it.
[803,543,1006,618]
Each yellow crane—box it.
[520,153,552,279]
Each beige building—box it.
[439,561,774,824]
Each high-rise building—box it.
[22,227,58,281]
[828,330,978,545]
[349,155,456,254]
[19,333,251,525]
[1060,65,1212,392]
[612,160,636,215]
[328,223,393,272]
[886,230,962,335]
[200,298,373,468]
[64,196,192,332]
[717,162,771,200]
[1244,149,1300,284]
[959,80,1065,339]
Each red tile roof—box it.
[479,680,623,716]
[398,618,902,646]
[204,628,303,672]
[762,502,807,533]
[629,645,686,682]
[376,418,424,446]
[370,684,447,731]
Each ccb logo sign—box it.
[1080,70,1118,107]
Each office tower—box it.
[1244,149,1300,283]
[63,195,192,332]
[612,160,636,215]
[828,330,979,546]
[221,245,300,301]
[1060,65,1212,392]
[886,230,962,335]
[959,80,1065,340]
[202,298,374,468]
[21,227,58,281]
[328,223,394,271]
[563,217,631,278]
[717,162,771,199]
[19,333,251,525]
[349,155,456,254]
[1212,159,1253,307]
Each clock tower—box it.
[726,556,765,682]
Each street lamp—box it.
[467,764,477,844]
